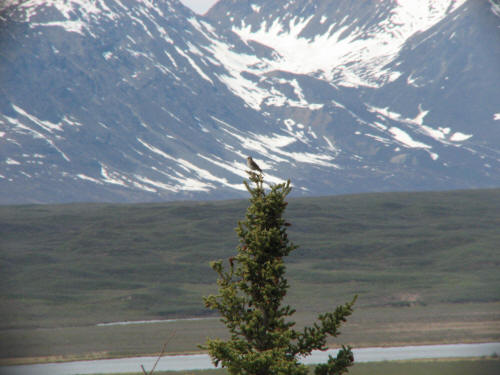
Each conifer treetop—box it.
[202,172,356,375]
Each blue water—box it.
[1,342,499,375]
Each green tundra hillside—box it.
[1,188,499,360]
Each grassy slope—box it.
[0,189,499,359]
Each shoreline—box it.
[0,343,498,375]
[2,339,499,366]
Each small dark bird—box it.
[246,156,262,173]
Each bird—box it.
[246,156,262,173]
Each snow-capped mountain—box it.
[0,0,499,204]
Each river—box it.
[0,342,498,375]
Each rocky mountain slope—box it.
[1,0,499,203]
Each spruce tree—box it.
[203,171,356,375]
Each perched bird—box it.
[246,156,262,173]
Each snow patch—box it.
[389,127,432,149]
[12,105,63,133]
[3,114,70,161]
[284,119,295,132]
[365,133,392,145]
[195,155,250,191]
[373,122,388,131]
[134,176,178,192]
[175,46,213,84]
[322,136,339,153]
[250,4,261,13]
[77,174,103,184]
[203,26,324,110]
[210,116,339,171]
[368,105,472,146]
[412,106,429,125]
[29,20,86,35]
[232,0,467,88]
[137,138,173,160]
[6,158,21,165]
[100,164,127,186]
[138,138,237,192]
[3,0,122,36]
[450,132,472,142]
[217,73,268,110]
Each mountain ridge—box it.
[1,0,499,203]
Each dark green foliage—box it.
[203,173,356,375]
